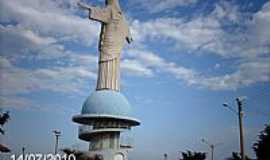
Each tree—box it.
[226,152,241,160]
[226,152,251,160]
[62,148,103,160]
[0,110,11,153]
[179,150,206,160]
[253,124,270,160]
[0,111,10,135]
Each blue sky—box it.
[0,0,270,159]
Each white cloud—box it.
[0,24,68,60]
[124,1,270,90]
[131,17,224,56]
[0,96,33,109]
[195,59,270,90]
[0,0,98,46]
[136,0,197,13]
[0,56,96,97]
[0,0,100,99]
[131,1,270,59]
[21,30,57,45]
[121,59,154,77]
[125,49,270,90]
[211,1,240,22]
[249,1,270,48]
[126,49,198,84]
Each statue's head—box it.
[106,0,121,11]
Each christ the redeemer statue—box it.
[78,0,133,91]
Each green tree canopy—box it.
[226,152,252,160]
[0,111,10,135]
[179,150,206,160]
[0,110,11,153]
[253,124,270,160]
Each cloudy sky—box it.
[0,0,270,159]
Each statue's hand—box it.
[77,1,91,10]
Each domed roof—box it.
[82,90,132,116]
[73,90,140,126]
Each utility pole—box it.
[22,147,25,160]
[201,138,222,160]
[236,98,245,160]
[223,97,245,160]
[52,130,61,155]
[163,153,168,160]
[210,144,214,160]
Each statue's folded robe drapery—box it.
[89,6,130,61]
[88,5,131,91]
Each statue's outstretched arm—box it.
[78,1,111,23]
[77,2,93,11]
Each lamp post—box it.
[52,130,61,155]
[22,147,25,160]
[223,97,245,160]
[201,138,222,160]
[164,153,168,160]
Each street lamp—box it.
[52,130,61,155]
[22,147,25,160]
[201,138,222,160]
[223,97,245,160]
[163,153,168,160]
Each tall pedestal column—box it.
[89,132,120,150]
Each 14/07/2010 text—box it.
[10,154,76,160]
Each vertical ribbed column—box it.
[89,132,120,151]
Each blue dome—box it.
[73,90,140,126]
[81,90,132,117]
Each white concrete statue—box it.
[78,0,133,91]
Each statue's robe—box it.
[89,5,131,91]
